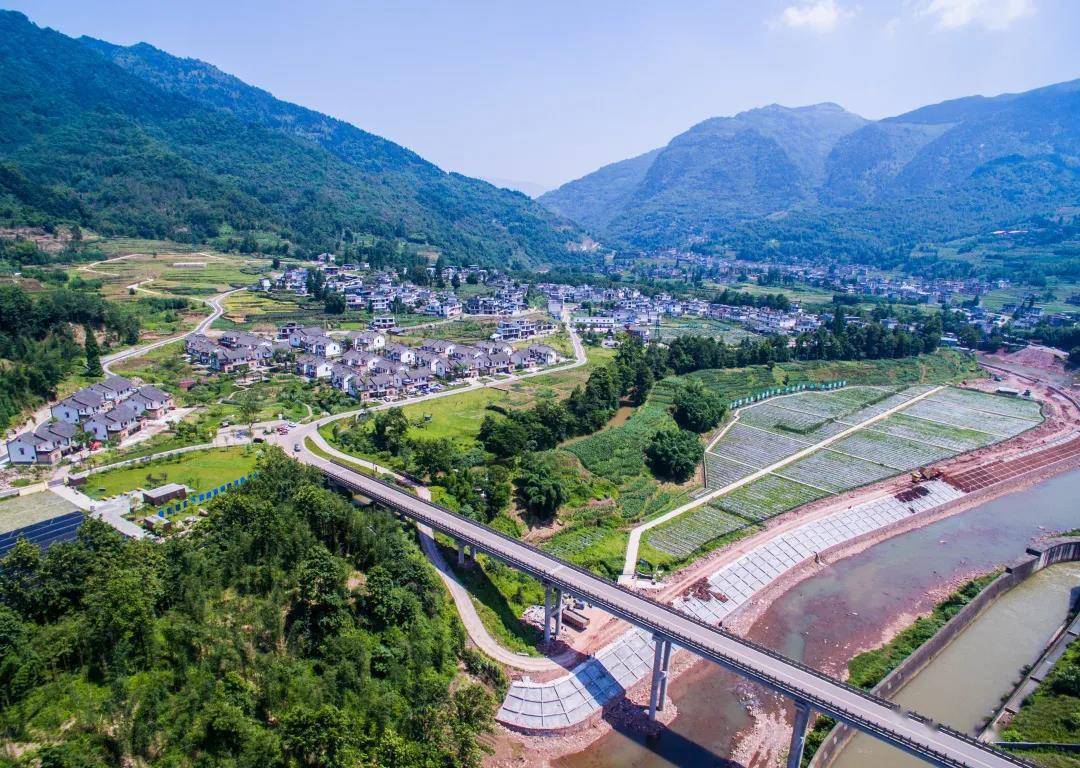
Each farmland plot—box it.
[833,429,953,470]
[777,386,891,418]
[740,403,833,434]
[703,452,756,488]
[923,388,1043,421]
[902,400,1036,438]
[867,413,993,452]
[776,450,897,493]
[647,505,751,558]
[543,525,611,559]
[714,474,827,522]
[835,385,938,424]
[711,424,811,468]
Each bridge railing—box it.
[935,725,1034,768]
[317,456,1026,766]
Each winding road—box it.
[1,285,243,464]
[275,313,587,671]
[101,287,243,375]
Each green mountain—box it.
[0,10,583,265]
[541,81,1080,259]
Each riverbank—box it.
[486,369,1079,767]
[725,460,1080,766]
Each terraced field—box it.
[866,413,993,452]
[901,399,1038,437]
[833,429,954,470]
[703,453,757,487]
[665,386,1044,565]
[924,386,1043,420]
[777,449,897,493]
[647,504,753,559]
[713,474,827,522]
[709,424,810,468]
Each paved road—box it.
[295,448,1027,768]
[619,385,946,582]
[274,315,587,671]
[102,287,243,374]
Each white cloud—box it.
[918,0,1035,30]
[775,0,855,32]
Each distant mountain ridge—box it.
[0,11,583,265]
[540,80,1080,257]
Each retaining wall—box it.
[809,537,1080,768]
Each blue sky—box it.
[7,0,1079,191]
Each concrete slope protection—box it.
[295,445,1030,768]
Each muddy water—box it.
[832,561,1080,768]
[557,470,1080,768]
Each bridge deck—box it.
[299,450,1031,768]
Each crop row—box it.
[835,385,938,424]
[542,525,610,558]
[710,424,811,468]
[740,402,832,433]
[832,429,953,470]
[922,387,1043,421]
[704,451,757,488]
[776,449,897,493]
[866,413,992,452]
[714,474,827,521]
[902,399,1037,438]
[647,504,751,558]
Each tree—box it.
[323,292,345,314]
[372,407,409,453]
[281,704,355,768]
[235,388,263,435]
[671,382,727,433]
[84,325,103,377]
[515,456,567,518]
[645,429,702,482]
[410,437,455,480]
[477,415,528,459]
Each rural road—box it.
[0,286,244,464]
[101,287,244,374]
[273,313,587,671]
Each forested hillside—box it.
[0,451,497,767]
[0,11,583,266]
[541,80,1080,265]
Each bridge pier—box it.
[554,588,563,637]
[648,634,672,720]
[786,701,812,768]
[543,582,553,645]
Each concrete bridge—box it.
[299,448,1033,768]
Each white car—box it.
[293,443,301,453]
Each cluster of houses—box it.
[6,376,174,465]
[270,260,531,318]
[566,294,821,342]
[185,325,562,404]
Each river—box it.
[557,469,1080,768]
[833,560,1080,768]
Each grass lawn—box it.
[84,445,262,499]
[1002,637,1080,766]
[395,347,615,447]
